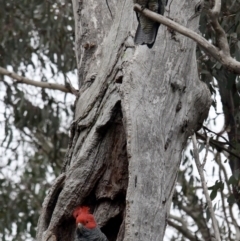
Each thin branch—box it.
[66,76,79,96]
[202,136,210,168]
[208,0,230,55]
[211,0,222,15]
[168,219,199,241]
[202,126,233,147]
[218,159,240,236]
[169,214,188,227]
[0,66,75,94]
[196,132,240,159]
[192,133,221,241]
[133,4,240,74]
[180,204,212,240]
[216,153,233,241]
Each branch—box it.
[217,153,234,241]
[212,0,222,15]
[133,4,240,74]
[168,218,199,241]
[0,66,76,94]
[180,202,212,240]
[196,132,240,159]
[192,133,221,241]
[202,125,233,148]
[218,157,240,234]
[202,135,210,167]
[208,0,230,56]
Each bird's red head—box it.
[73,206,97,229]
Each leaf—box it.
[208,184,215,190]
[213,203,216,211]
[198,143,205,153]
[228,175,237,185]
[6,128,13,149]
[215,62,222,69]
[210,189,217,200]
[212,166,215,177]
[190,149,193,157]
[227,194,236,205]
[206,207,211,222]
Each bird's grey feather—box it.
[75,226,108,241]
[134,0,168,48]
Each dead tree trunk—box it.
[36,0,211,240]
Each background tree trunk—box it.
[36,0,211,240]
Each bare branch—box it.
[196,132,240,159]
[0,66,76,94]
[218,159,240,236]
[169,214,188,227]
[202,136,210,168]
[180,204,212,240]
[208,0,230,56]
[66,76,79,96]
[168,219,199,241]
[216,153,234,241]
[202,126,233,148]
[192,133,221,241]
[133,4,240,74]
[211,0,222,16]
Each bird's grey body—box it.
[75,224,108,241]
[134,0,168,48]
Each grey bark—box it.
[36,1,211,241]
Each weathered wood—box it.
[36,1,211,241]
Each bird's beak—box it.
[77,223,83,229]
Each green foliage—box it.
[196,0,240,209]
[0,0,75,240]
[208,180,224,201]
[0,87,71,240]
[0,0,76,75]
[0,155,52,240]
[228,170,240,186]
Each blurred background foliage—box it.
[167,0,240,240]
[1,0,240,240]
[0,0,75,74]
[0,0,75,240]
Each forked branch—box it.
[133,3,240,74]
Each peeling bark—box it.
[36,0,211,241]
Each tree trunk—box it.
[36,1,211,241]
